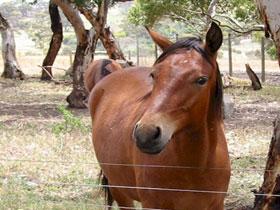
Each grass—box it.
[0,73,279,209]
[0,77,104,209]
[52,105,90,136]
[225,84,280,102]
[223,83,279,209]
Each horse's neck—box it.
[174,121,220,167]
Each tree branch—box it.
[205,0,218,30]
[52,0,87,43]
[169,7,264,35]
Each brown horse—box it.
[84,59,123,93]
[87,22,230,210]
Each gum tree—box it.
[41,0,63,80]
[51,0,130,108]
[256,0,280,67]
[0,12,24,79]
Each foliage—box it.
[52,105,89,136]
[128,0,197,27]
[252,32,278,60]
[266,44,277,60]
[72,0,118,7]
[128,0,260,35]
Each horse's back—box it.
[89,66,151,118]
[84,59,123,93]
[89,67,151,159]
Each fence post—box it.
[128,50,131,60]
[69,52,73,66]
[175,33,179,42]
[228,33,233,76]
[261,37,265,82]
[155,44,158,60]
[136,36,139,66]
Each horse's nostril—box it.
[134,124,164,154]
[134,124,161,145]
[153,126,161,139]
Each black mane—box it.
[101,59,113,77]
[155,37,211,64]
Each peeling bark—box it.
[256,0,280,68]
[253,115,280,210]
[0,13,24,79]
[52,0,95,108]
[41,0,63,80]
[77,1,129,63]
[66,28,98,108]
[100,27,126,60]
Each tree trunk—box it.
[77,1,129,63]
[41,0,63,80]
[253,114,280,210]
[52,0,94,108]
[0,13,24,79]
[100,27,126,60]
[256,0,280,68]
[66,28,98,108]
[245,64,262,90]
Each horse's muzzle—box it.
[133,123,164,154]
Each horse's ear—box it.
[145,26,173,51]
[205,22,223,54]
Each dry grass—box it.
[224,84,280,209]
[0,78,104,209]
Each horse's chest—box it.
[137,167,207,188]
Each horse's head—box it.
[133,22,223,154]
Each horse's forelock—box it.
[154,37,211,65]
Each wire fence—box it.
[1,158,280,198]
[2,32,278,80]
[1,37,278,207]
[1,156,280,209]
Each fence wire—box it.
[0,158,272,172]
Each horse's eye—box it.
[196,76,208,86]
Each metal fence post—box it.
[128,50,131,60]
[69,53,73,66]
[175,33,179,42]
[228,33,233,76]
[261,37,265,82]
[136,36,139,66]
[155,44,158,60]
